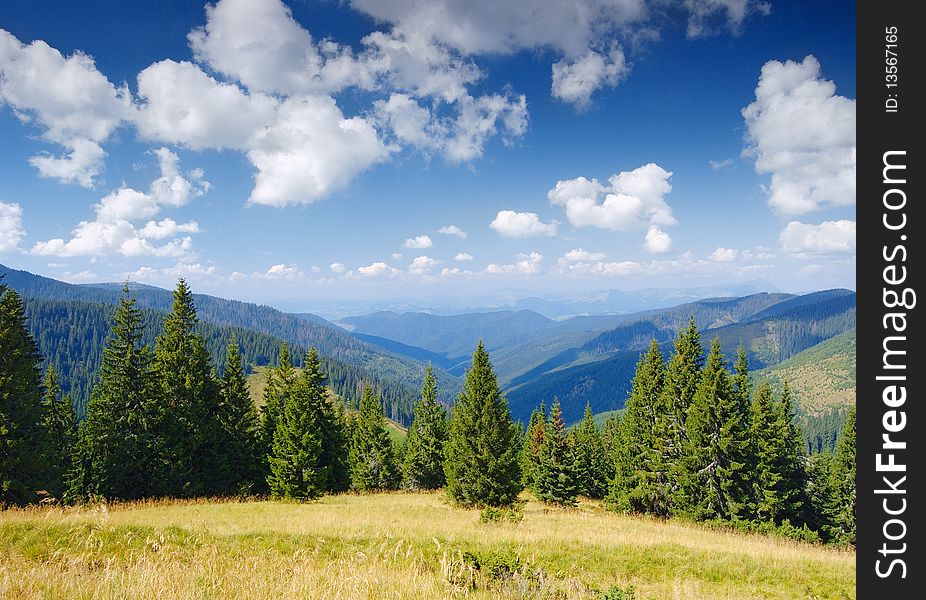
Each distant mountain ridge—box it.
[2,264,854,427]
[1,264,462,425]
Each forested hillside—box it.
[2,264,461,425]
[22,297,422,424]
[504,290,855,423]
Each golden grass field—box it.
[0,492,854,599]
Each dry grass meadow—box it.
[0,492,854,599]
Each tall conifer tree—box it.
[153,279,223,496]
[76,284,160,499]
[304,349,350,493]
[678,337,749,520]
[41,366,76,500]
[444,342,522,507]
[572,401,609,499]
[267,375,324,500]
[217,338,262,494]
[655,317,703,513]
[402,366,447,489]
[829,405,855,543]
[520,401,546,491]
[534,399,577,506]
[0,286,45,506]
[609,339,666,513]
[775,383,807,522]
[349,385,398,491]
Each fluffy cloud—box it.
[0,202,25,253]
[551,46,628,108]
[330,262,347,273]
[437,224,467,238]
[263,263,302,280]
[643,225,673,253]
[710,247,738,262]
[684,0,771,38]
[779,220,856,254]
[408,255,440,274]
[562,248,606,262]
[403,235,433,249]
[247,96,389,206]
[490,210,558,238]
[454,252,474,262]
[31,149,206,257]
[548,163,675,238]
[349,0,767,104]
[441,94,528,163]
[0,29,133,186]
[743,55,856,216]
[485,251,543,275]
[135,60,278,150]
[349,0,647,57]
[188,0,371,96]
[354,261,401,278]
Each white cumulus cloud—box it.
[710,247,738,262]
[562,248,606,262]
[551,45,628,109]
[779,220,856,255]
[643,225,673,253]
[403,235,433,249]
[0,202,25,254]
[454,252,474,262]
[408,255,440,274]
[437,224,467,238]
[490,210,558,239]
[743,55,856,216]
[0,29,133,186]
[247,96,390,206]
[31,149,206,258]
[485,251,543,275]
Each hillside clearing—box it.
[0,493,854,599]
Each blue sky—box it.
[0,0,855,308]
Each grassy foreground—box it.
[0,492,854,599]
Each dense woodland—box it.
[1,278,855,546]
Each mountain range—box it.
[1,264,855,425]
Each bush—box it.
[600,584,638,599]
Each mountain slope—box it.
[504,291,855,423]
[755,329,856,415]
[338,309,556,374]
[2,264,461,424]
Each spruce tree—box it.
[304,349,350,493]
[828,405,855,544]
[444,342,522,507]
[748,382,786,521]
[609,339,666,513]
[534,398,577,506]
[402,366,448,490]
[572,402,609,499]
[217,338,262,495]
[0,287,45,506]
[349,385,399,491]
[267,377,324,500]
[677,337,749,520]
[655,318,703,514]
[260,343,295,455]
[520,401,546,492]
[153,279,225,496]
[775,383,807,523]
[76,284,161,500]
[40,366,77,500]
